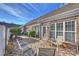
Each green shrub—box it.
[10,28,21,35]
[29,30,36,37]
[25,32,28,35]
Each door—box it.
[0,26,5,56]
[41,26,47,40]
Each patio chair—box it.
[37,48,56,56]
[56,36,63,52]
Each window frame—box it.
[50,20,77,43]
[64,20,77,43]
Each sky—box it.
[0,3,65,25]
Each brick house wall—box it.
[76,16,79,42]
[24,4,79,43]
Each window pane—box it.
[65,32,71,42]
[50,31,55,39]
[71,32,75,42]
[65,21,75,31]
[71,21,75,31]
[56,32,63,38]
[65,32,75,43]
[51,24,55,30]
[57,23,63,31]
[43,27,46,36]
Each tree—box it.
[10,28,21,35]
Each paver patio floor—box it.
[6,36,79,56]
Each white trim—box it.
[55,23,56,40]
[63,21,65,42]
[64,19,75,22]
[41,26,43,38]
[65,31,76,32]
[75,20,77,42]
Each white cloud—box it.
[0,4,25,19]
[27,4,40,13]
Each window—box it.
[50,20,76,43]
[50,24,55,39]
[65,21,75,43]
[56,23,63,38]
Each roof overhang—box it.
[25,3,79,26]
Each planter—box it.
[8,42,14,50]
[5,42,14,55]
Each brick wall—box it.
[76,16,79,42]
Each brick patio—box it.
[6,36,79,56]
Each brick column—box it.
[76,16,79,42]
